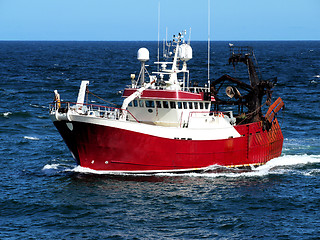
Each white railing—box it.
[49,101,139,122]
[126,84,210,94]
[184,110,235,127]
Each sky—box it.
[0,0,319,41]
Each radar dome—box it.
[137,48,149,62]
[178,44,192,61]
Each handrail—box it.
[186,110,225,126]
[50,101,140,123]
[179,111,184,128]
[182,86,210,93]
[230,45,254,57]
[126,85,210,94]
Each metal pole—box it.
[207,0,211,89]
[157,1,160,72]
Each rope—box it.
[86,88,119,107]
[253,51,263,80]
[238,101,268,125]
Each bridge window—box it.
[178,102,182,109]
[128,101,132,107]
[145,100,154,108]
[188,102,193,109]
[205,102,209,109]
[183,102,188,109]
[133,100,138,107]
[194,102,198,109]
[156,101,162,108]
[163,101,169,108]
[170,101,176,109]
[199,102,204,109]
[139,100,144,107]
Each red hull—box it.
[53,119,283,172]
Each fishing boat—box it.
[49,31,284,173]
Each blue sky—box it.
[0,0,319,41]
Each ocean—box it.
[0,41,319,239]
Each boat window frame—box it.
[170,101,176,109]
[163,101,169,108]
[177,102,182,109]
[194,102,198,109]
[156,100,162,108]
[183,102,188,109]
[145,100,155,108]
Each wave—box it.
[1,112,12,117]
[30,104,48,109]
[43,154,320,178]
[266,154,320,167]
[24,136,40,140]
[1,111,32,118]
[42,164,60,170]
[159,154,320,178]
[42,162,75,174]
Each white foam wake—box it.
[24,136,40,140]
[42,155,320,178]
[42,164,60,170]
[260,154,320,168]
[1,112,12,117]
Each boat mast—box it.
[207,0,211,89]
[157,1,160,72]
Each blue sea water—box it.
[0,41,319,239]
